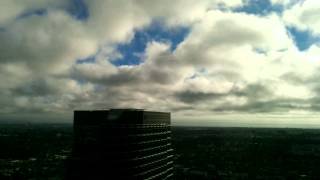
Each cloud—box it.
[0,0,67,25]
[2,0,320,123]
[270,0,302,6]
[175,91,230,104]
[0,10,97,75]
[283,1,320,34]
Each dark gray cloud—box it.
[175,90,228,103]
[212,98,310,113]
[174,82,312,114]
[280,72,306,85]
[175,83,271,103]
[12,78,60,96]
[235,83,273,101]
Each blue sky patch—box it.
[234,0,283,15]
[112,21,190,66]
[16,0,89,21]
[67,0,89,20]
[287,26,320,51]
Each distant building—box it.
[66,109,173,180]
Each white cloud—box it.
[283,0,320,34]
[2,0,320,124]
[0,10,97,75]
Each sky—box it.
[1,0,320,127]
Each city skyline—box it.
[1,0,320,127]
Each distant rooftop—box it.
[110,108,145,111]
[74,108,144,112]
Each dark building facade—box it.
[67,109,173,180]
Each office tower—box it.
[66,109,173,180]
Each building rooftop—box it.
[74,109,170,125]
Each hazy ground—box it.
[173,127,320,179]
[1,123,320,179]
